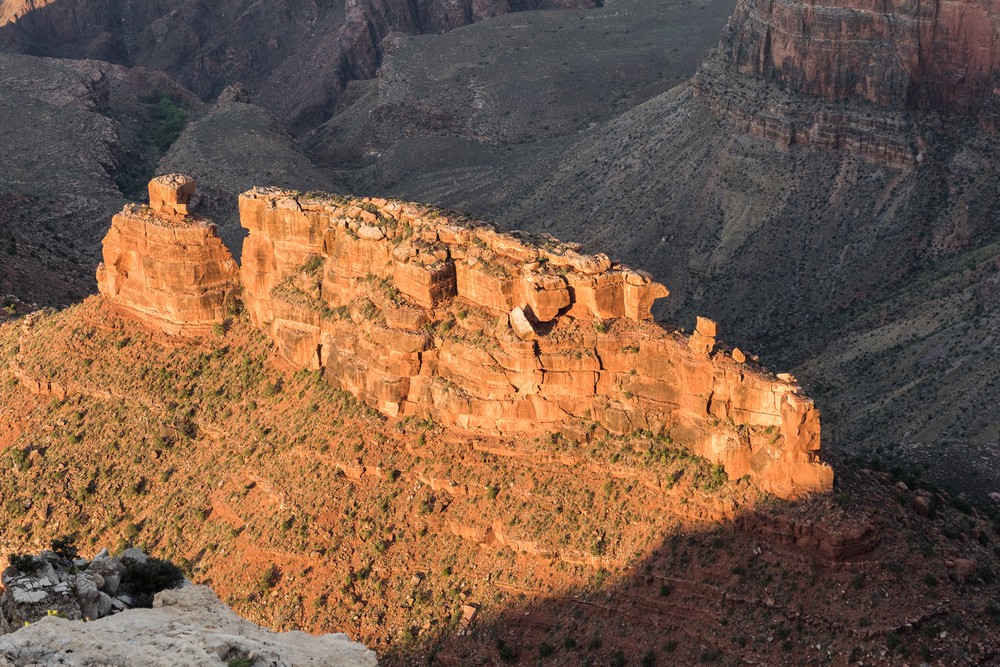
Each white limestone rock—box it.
[0,585,377,666]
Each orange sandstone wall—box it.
[239,188,833,499]
[96,176,239,336]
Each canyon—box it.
[0,0,598,133]
[2,275,997,665]
[3,0,1000,662]
[98,176,833,499]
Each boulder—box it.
[509,307,538,341]
[148,173,196,217]
[75,574,100,621]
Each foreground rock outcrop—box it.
[96,175,239,335]
[0,546,174,631]
[0,584,376,666]
[238,188,832,499]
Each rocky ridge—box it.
[97,177,832,499]
[0,0,597,134]
[0,546,173,630]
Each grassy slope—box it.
[0,297,758,659]
[2,299,1000,664]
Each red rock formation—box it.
[694,0,1000,163]
[724,0,1000,115]
[239,188,833,499]
[96,176,239,336]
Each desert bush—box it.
[8,553,39,574]
[50,535,79,561]
[139,92,189,152]
[121,557,185,607]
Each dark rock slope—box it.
[0,0,597,133]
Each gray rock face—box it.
[1,562,82,628]
[87,556,123,595]
[0,547,173,629]
[0,585,377,667]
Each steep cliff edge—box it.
[237,188,831,499]
[96,175,239,336]
[724,0,1000,115]
[691,0,1000,164]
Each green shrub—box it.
[302,255,324,274]
[121,557,185,607]
[50,536,79,561]
[696,463,728,492]
[139,92,189,152]
[497,638,517,663]
[259,564,281,590]
[8,554,39,574]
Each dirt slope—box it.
[1,299,999,664]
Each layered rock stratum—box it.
[97,178,832,499]
[688,0,1000,164]
[96,175,239,336]
[722,0,1000,116]
[240,189,832,499]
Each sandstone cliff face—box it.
[724,0,1000,115]
[96,175,239,336]
[692,0,1000,164]
[238,188,832,499]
